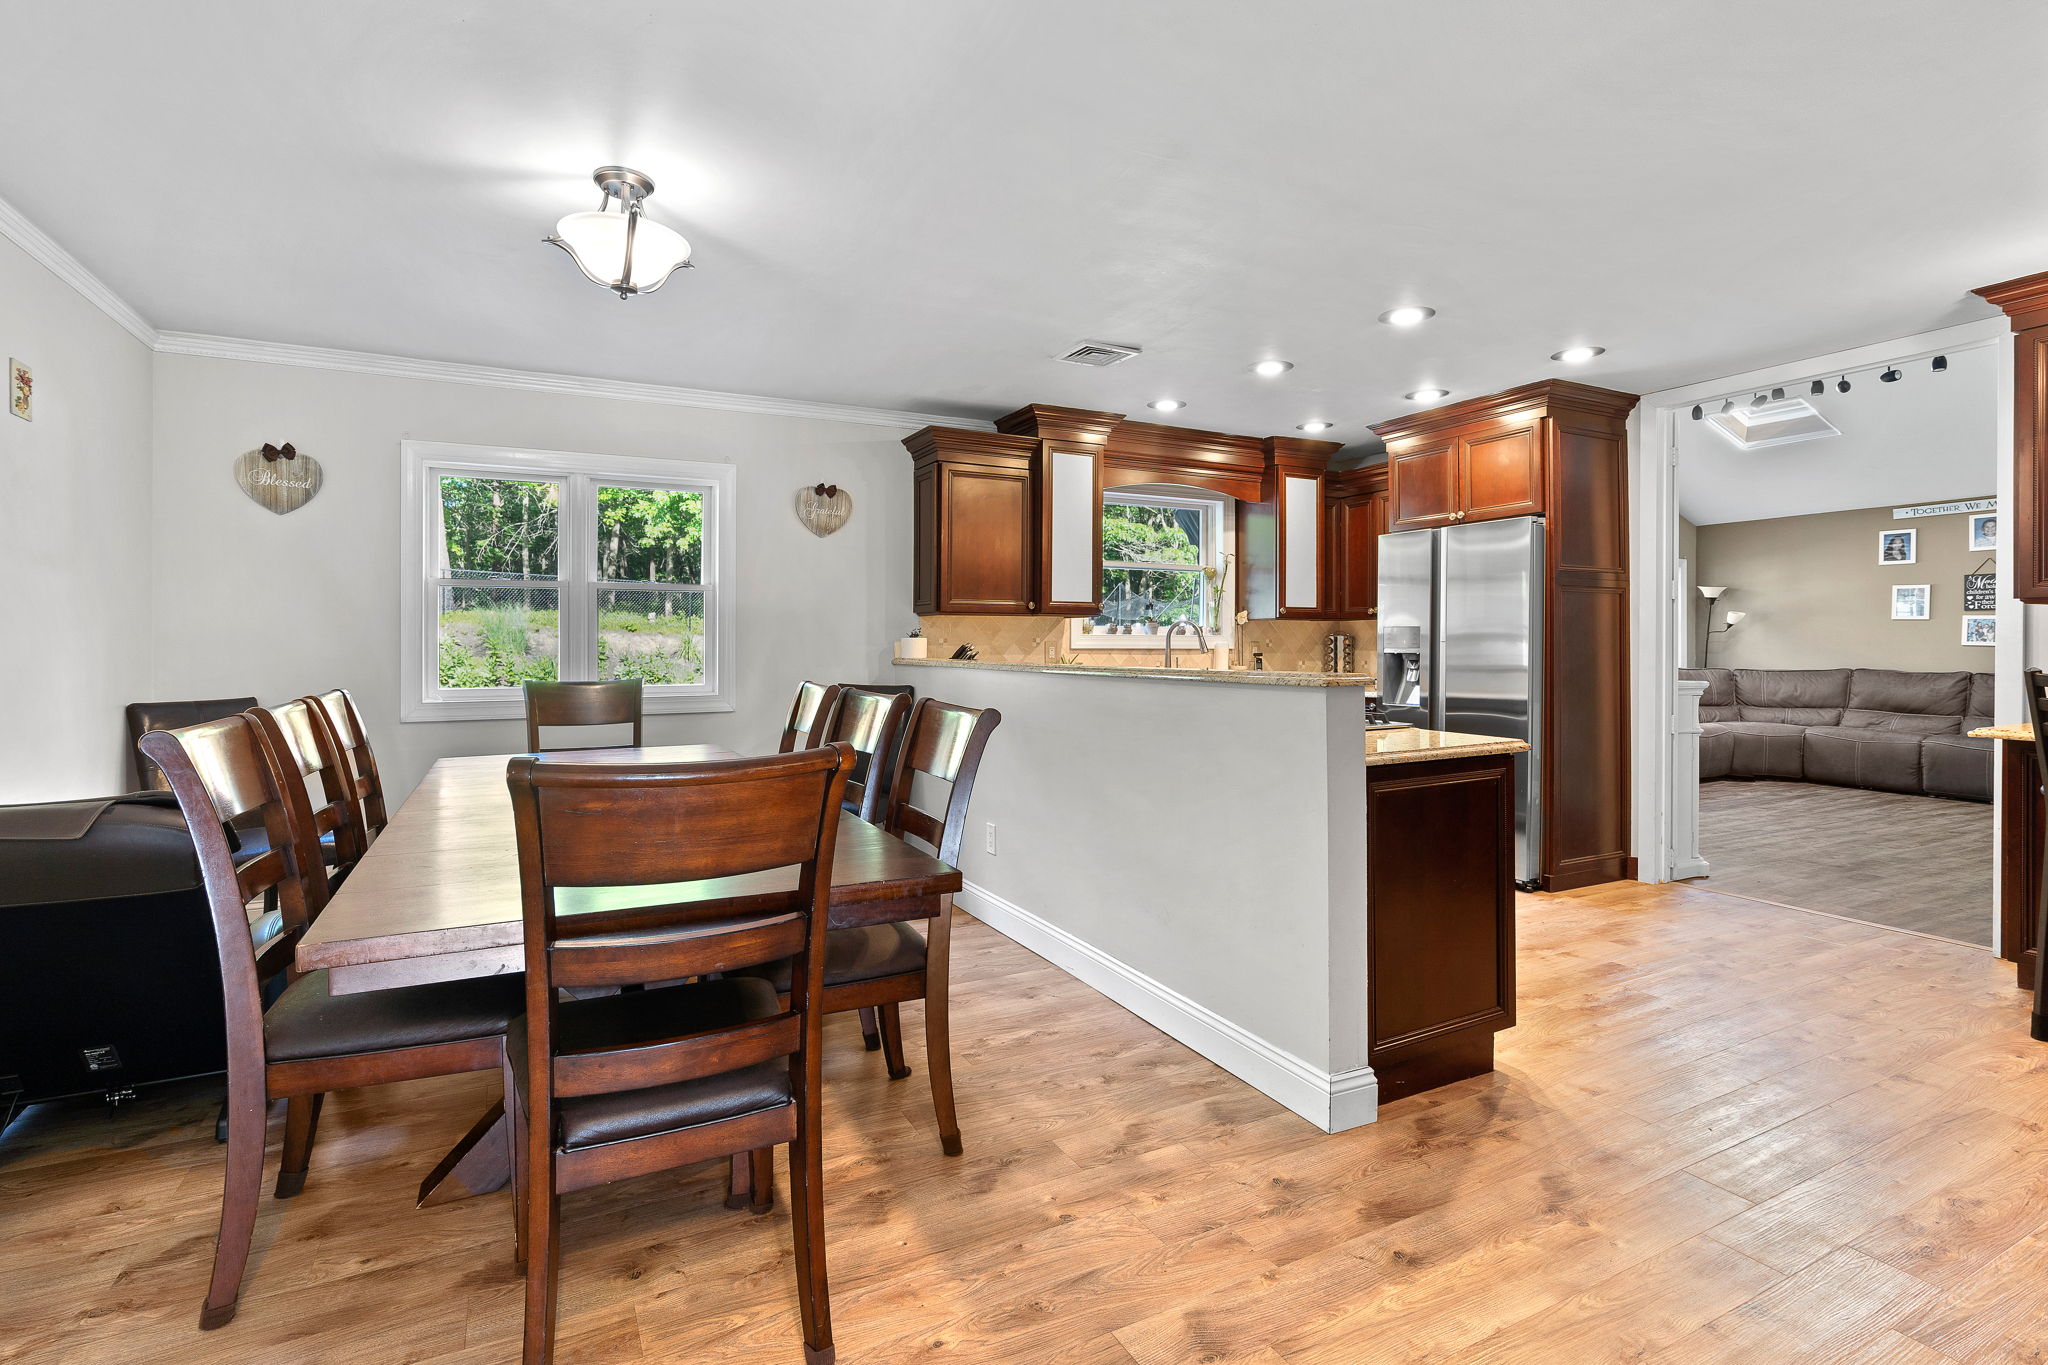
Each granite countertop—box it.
[1969,723,2035,742]
[1365,728,1530,767]
[893,657,1377,688]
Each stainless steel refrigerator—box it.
[1376,517,1545,889]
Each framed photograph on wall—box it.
[1879,528,1917,564]
[1961,614,1997,647]
[1969,512,1998,550]
[1891,585,1930,620]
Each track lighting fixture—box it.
[1720,398,1735,414]
[1932,355,1948,372]
[1837,376,1851,392]
[1753,393,1768,406]
[1691,404,1703,420]
[1881,366,1902,383]
[1811,380,1825,395]
[1770,387,1785,401]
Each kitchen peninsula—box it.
[892,656,1524,1131]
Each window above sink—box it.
[1070,485,1234,650]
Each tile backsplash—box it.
[914,615,1378,675]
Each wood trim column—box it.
[1973,270,2048,603]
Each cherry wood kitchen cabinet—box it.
[996,404,1116,618]
[1388,419,1543,530]
[1325,465,1389,618]
[1241,436,1343,619]
[1373,380,1638,891]
[904,427,1042,614]
[1975,269,2048,603]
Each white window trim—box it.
[1069,488,1235,650]
[399,440,737,722]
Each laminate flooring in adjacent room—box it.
[6,886,2048,1364]
[1695,779,1995,946]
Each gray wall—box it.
[0,234,156,801]
[1696,502,1993,672]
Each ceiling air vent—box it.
[1056,340,1142,367]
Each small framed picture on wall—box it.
[1891,585,1930,620]
[1879,528,1917,564]
[1961,614,1997,647]
[1969,512,1998,550]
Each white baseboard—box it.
[1670,856,1710,880]
[956,880,1378,1133]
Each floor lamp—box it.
[1698,586,1741,667]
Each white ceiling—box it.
[5,1,2047,447]
[1676,340,1998,525]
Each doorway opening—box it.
[1661,332,2006,947]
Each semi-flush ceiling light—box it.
[1252,359,1294,377]
[1550,345,1605,363]
[1297,420,1335,432]
[1378,306,1436,327]
[1148,398,1185,411]
[544,166,693,299]
[1406,388,1450,402]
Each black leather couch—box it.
[1682,666,1994,802]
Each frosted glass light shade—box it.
[551,208,692,294]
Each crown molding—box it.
[153,331,991,432]
[0,194,158,347]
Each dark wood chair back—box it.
[2025,670,2048,1040]
[306,688,389,839]
[882,699,1003,863]
[522,680,644,753]
[777,680,842,753]
[826,688,912,823]
[253,699,369,872]
[137,716,330,1043]
[125,696,258,792]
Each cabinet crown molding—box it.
[1973,269,2048,322]
[902,425,1039,464]
[1326,463,1389,497]
[994,404,1125,444]
[1371,379,1639,445]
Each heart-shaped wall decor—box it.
[795,483,852,537]
[234,444,324,515]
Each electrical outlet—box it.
[984,822,998,856]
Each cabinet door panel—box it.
[1389,442,1459,528]
[1038,443,1101,614]
[1460,424,1543,522]
[1282,474,1323,611]
[1332,494,1383,617]
[939,466,1034,612]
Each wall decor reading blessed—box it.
[233,442,324,515]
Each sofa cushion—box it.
[1699,722,1734,780]
[1681,667,1739,721]
[1733,668,1850,725]
[1846,668,1971,716]
[1718,720,1810,779]
[1839,709,1966,735]
[1802,727,1924,794]
[1921,732,1994,802]
[1965,672,1994,729]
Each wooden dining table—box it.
[296,743,962,1204]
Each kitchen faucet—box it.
[1161,619,1208,669]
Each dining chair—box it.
[777,680,842,753]
[522,679,643,752]
[743,699,1000,1155]
[305,688,389,842]
[125,697,259,792]
[504,744,853,1365]
[2023,669,2048,1042]
[253,700,370,876]
[139,714,524,1331]
[825,688,912,824]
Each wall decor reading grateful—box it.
[9,359,28,421]
[794,481,852,537]
[233,442,324,515]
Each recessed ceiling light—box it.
[1378,306,1436,327]
[1252,359,1294,377]
[1550,345,1606,364]
[1148,398,1185,412]
[1297,420,1335,433]
[1406,388,1450,402]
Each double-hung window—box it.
[1071,486,1232,648]
[401,441,735,720]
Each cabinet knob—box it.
[1027,601,1037,611]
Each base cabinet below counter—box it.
[1366,752,1516,1101]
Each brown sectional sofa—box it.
[1682,667,1994,802]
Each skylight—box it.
[1706,398,1841,450]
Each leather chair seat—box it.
[264,969,524,1062]
[1802,726,1925,794]
[1717,721,1811,780]
[508,977,792,1151]
[741,921,928,994]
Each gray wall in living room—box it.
[1695,502,1993,673]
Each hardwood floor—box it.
[1695,779,1995,946]
[4,883,2046,1364]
